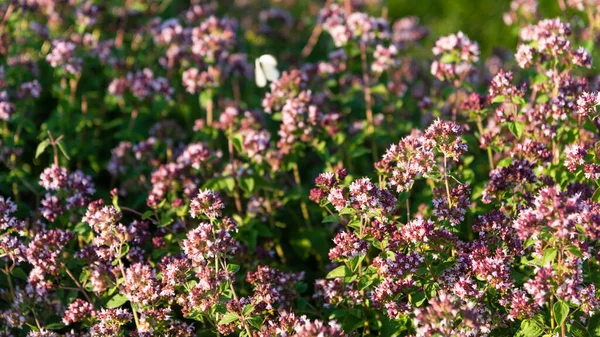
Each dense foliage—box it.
[2,0,600,336]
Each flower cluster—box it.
[517,18,591,69]
[39,164,95,222]
[108,68,173,101]
[3,1,600,336]
[430,32,479,82]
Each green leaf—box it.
[241,176,255,193]
[111,247,128,267]
[342,314,364,332]
[322,215,340,223]
[344,274,357,284]
[223,177,235,192]
[73,222,90,235]
[541,248,558,266]
[247,315,263,329]
[536,94,549,104]
[351,146,371,159]
[397,191,411,203]
[492,95,506,104]
[532,74,549,85]
[348,254,365,272]
[227,264,240,273]
[106,294,128,308]
[35,140,50,159]
[111,194,120,212]
[218,312,239,325]
[371,83,388,96]
[231,134,244,153]
[553,301,569,326]
[242,304,255,316]
[357,277,374,291]
[592,188,600,203]
[11,267,27,280]
[516,319,543,337]
[45,322,66,330]
[568,321,590,337]
[159,213,174,227]
[271,112,282,121]
[199,89,213,109]
[142,210,154,220]
[410,291,427,307]
[326,265,351,279]
[57,141,70,160]
[588,314,600,336]
[507,121,525,139]
[339,207,354,215]
[566,246,584,258]
[511,95,525,105]
[424,282,439,299]
[496,157,514,168]
[440,53,457,63]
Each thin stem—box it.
[216,254,253,337]
[228,281,254,337]
[301,25,323,58]
[4,264,14,300]
[550,296,556,330]
[4,161,40,197]
[64,265,93,303]
[417,245,436,281]
[359,42,378,162]
[128,108,138,131]
[557,248,566,337]
[167,54,174,79]
[475,115,494,170]
[265,195,286,263]
[443,154,453,208]
[12,182,18,203]
[47,131,63,167]
[359,216,364,238]
[587,7,596,47]
[60,286,83,291]
[358,260,363,277]
[486,147,494,170]
[344,0,352,16]
[13,108,28,144]
[292,163,311,228]
[232,78,241,104]
[205,88,214,126]
[211,224,220,291]
[117,245,140,330]
[550,61,561,165]
[69,75,80,104]
[302,2,333,61]
[0,4,14,36]
[120,206,143,217]
[115,2,129,49]
[31,308,42,330]
[228,126,243,214]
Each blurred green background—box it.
[386,0,563,56]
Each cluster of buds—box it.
[318,5,390,47]
[108,68,173,101]
[517,18,591,69]
[39,164,95,222]
[430,32,479,83]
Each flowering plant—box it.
[1,0,600,336]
